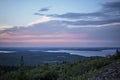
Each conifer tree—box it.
[19,56,26,80]
[115,49,120,59]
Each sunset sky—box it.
[0,0,120,47]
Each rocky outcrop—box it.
[89,60,120,80]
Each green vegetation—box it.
[0,49,120,80]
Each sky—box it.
[0,0,120,47]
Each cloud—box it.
[103,1,120,12]
[0,25,13,31]
[39,7,50,12]
[101,1,120,19]
[0,19,120,47]
[56,1,120,19]
[67,23,120,28]
[63,18,120,25]
[27,16,53,26]
[0,1,120,47]
[34,1,120,26]
[50,12,106,19]
[34,13,45,16]
[34,12,105,21]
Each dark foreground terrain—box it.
[89,59,120,80]
[0,49,120,80]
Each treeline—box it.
[0,49,120,80]
[0,65,18,76]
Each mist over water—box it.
[0,51,16,53]
[0,47,118,57]
[44,49,115,57]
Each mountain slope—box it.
[89,59,120,80]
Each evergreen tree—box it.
[115,49,120,59]
[19,56,27,80]
[20,56,24,68]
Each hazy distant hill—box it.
[0,47,119,66]
[0,51,86,66]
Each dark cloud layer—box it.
[34,1,120,24]
[39,7,50,12]
[49,12,106,19]
[63,18,120,25]
[102,1,120,17]
[103,1,120,11]
[34,12,106,19]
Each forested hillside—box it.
[0,49,120,80]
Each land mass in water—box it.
[0,47,119,66]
